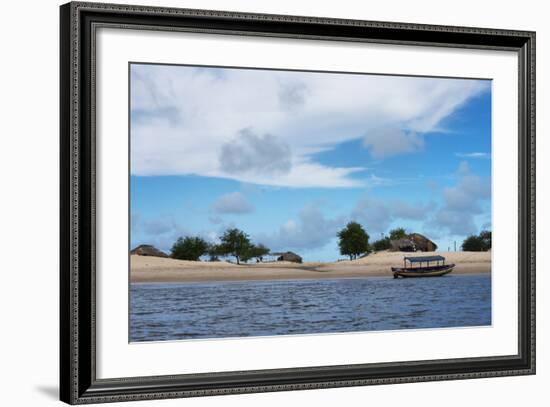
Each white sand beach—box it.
[130,251,491,283]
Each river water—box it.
[130,274,491,342]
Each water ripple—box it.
[130,275,491,342]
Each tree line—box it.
[170,223,492,264]
[336,221,491,260]
[461,230,491,251]
[336,222,408,260]
[171,228,269,264]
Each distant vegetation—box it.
[337,222,370,260]
[388,227,407,240]
[241,243,270,263]
[370,228,407,252]
[215,228,252,264]
[370,237,391,251]
[171,236,209,261]
[461,230,492,252]
[168,223,492,263]
[171,228,270,264]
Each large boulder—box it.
[276,251,303,263]
[389,233,437,252]
[410,233,438,252]
[390,238,416,252]
[130,244,169,258]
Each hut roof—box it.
[275,251,303,263]
[130,244,168,258]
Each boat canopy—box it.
[404,255,445,263]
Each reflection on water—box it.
[130,274,491,342]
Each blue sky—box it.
[130,64,491,261]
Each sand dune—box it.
[342,250,491,265]
[131,255,240,270]
[315,251,490,275]
[130,251,490,283]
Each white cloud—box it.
[130,215,189,253]
[443,163,490,213]
[428,161,491,236]
[219,129,292,176]
[278,81,309,111]
[256,205,345,251]
[351,196,435,236]
[455,152,491,159]
[257,195,438,253]
[131,214,221,253]
[141,217,178,235]
[131,64,489,187]
[351,198,393,234]
[362,128,424,159]
[208,215,223,225]
[212,192,254,214]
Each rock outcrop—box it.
[389,233,437,252]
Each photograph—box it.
[129,63,493,342]
[57,1,536,403]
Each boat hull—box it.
[391,264,455,278]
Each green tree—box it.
[462,230,492,252]
[247,243,270,262]
[217,228,252,264]
[461,235,483,251]
[206,243,222,262]
[171,236,209,261]
[371,237,391,252]
[337,222,370,260]
[389,227,407,240]
[479,230,492,251]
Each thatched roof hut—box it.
[389,233,437,252]
[275,251,303,263]
[130,244,168,258]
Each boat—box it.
[391,255,454,278]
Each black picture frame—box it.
[60,1,536,404]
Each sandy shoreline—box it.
[130,251,491,283]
